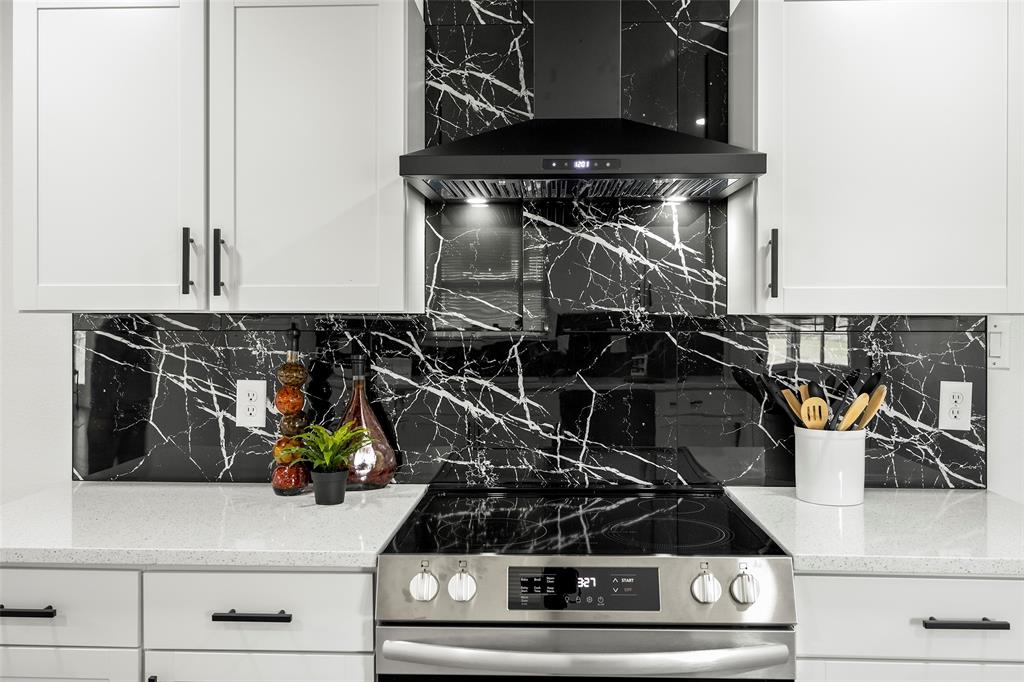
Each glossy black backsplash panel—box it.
[74,314,986,488]
[73,0,987,488]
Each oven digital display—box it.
[508,567,659,611]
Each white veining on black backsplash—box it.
[74,313,987,489]
[72,0,987,489]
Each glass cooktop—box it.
[384,488,784,556]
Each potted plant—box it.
[284,421,370,505]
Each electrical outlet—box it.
[938,381,972,431]
[235,379,267,428]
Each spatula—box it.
[855,384,887,430]
[800,397,829,430]
[781,389,803,420]
[836,393,869,431]
[798,384,810,404]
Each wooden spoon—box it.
[798,384,810,403]
[855,384,887,430]
[836,393,870,431]
[781,389,803,420]
[800,397,829,430]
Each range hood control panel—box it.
[544,158,621,171]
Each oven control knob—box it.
[690,571,722,604]
[730,572,760,605]
[409,571,439,602]
[448,571,478,602]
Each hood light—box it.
[665,196,688,204]
[467,197,489,207]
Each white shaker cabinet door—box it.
[143,651,372,682]
[797,659,1024,682]
[13,0,206,311]
[0,646,139,682]
[746,0,1021,314]
[208,0,424,313]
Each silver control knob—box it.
[730,572,760,605]
[408,571,439,602]
[448,571,478,602]
[690,571,722,604]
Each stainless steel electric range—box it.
[376,488,796,680]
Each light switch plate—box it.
[938,381,972,431]
[235,379,267,428]
[988,316,1011,370]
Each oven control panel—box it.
[509,566,659,611]
[376,555,796,626]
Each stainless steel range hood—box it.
[401,0,765,203]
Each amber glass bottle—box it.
[342,355,396,489]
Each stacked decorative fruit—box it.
[271,326,311,495]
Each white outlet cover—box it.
[938,381,972,431]
[235,379,267,428]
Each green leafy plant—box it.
[284,421,370,473]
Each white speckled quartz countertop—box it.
[727,487,1024,578]
[0,482,427,569]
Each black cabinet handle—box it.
[0,604,57,618]
[148,677,157,682]
[181,227,195,295]
[923,617,1010,630]
[213,228,225,296]
[211,609,292,623]
[768,228,779,299]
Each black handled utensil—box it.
[761,372,803,426]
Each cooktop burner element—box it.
[384,489,782,556]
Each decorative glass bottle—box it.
[342,354,397,489]
[271,326,310,496]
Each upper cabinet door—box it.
[747,0,1021,315]
[13,0,206,311]
[209,0,424,313]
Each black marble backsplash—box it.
[74,313,986,488]
[72,0,988,488]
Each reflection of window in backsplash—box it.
[766,320,850,369]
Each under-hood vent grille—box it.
[429,177,735,202]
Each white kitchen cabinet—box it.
[0,569,140,648]
[730,0,1024,315]
[797,659,1024,682]
[208,0,425,313]
[143,571,373,653]
[0,646,139,682]
[12,0,206,311]
[144,650,373,682]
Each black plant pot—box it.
[311,469,348,506]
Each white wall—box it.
[0,0,70,503]
[986,316,1024,504]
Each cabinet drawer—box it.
[797,658,1024,682]
[0,646,140,682]
[143,571,373,652]
[0,568,140,647]
[796,575,1024,662]
[145,650,372,682]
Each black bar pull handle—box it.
[212,228,225,297]
[0,604,57,618]
[148,677,158,682]
[768,228,779,299]
[211,609,292,623]
[923,617,1010,630]
[181,227,195,295]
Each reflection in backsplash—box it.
[73,313,986,489]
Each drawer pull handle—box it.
[0,604,57,618]
[211,608,292,623]
[923,617,1010,630]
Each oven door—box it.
[376,626,795,680]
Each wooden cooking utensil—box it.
[800,397,829,430]
[836,393,870,432]
[798,384,810,403]
[855,384,887,430]
[781,389,804,420]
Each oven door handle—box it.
[381,640,790,676]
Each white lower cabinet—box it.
[798,659,1024,682]
[0,646,139,682]
[144,651,372,682]
[796,575,1024,682]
